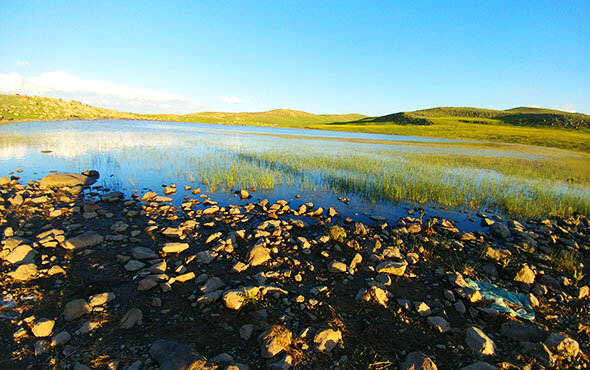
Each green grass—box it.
[3,94,590,153]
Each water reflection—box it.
[0,119,588,219]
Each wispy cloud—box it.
[15,61,30,67]
[218,95,248,104]
[525,104,540,108]
[551,104,576,113]
[0,71,197,114]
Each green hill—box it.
[0,94,365,127]
[2,94,590,152]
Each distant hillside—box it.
[0,94,138,122]
[0,94,365,127]
[146,109,366,128]
[365,106,590,130]
[3,94,590,152]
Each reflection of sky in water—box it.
[0,119,587,227]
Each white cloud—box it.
[551,104,576,113]
[218,95,248,104]
[525,104,540,108]
[0,71,197,114]
[15,61,30,67]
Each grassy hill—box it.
[2,94,590,152]
[314,106,590,152]
[0,94,138,121]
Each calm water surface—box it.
[0,120,584,229]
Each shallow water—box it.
[0,120,587,226]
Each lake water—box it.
[0,120,587,229]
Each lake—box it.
[1,120,589,227]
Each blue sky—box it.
[1,1,588,115]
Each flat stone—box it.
[63,231,103,250]
[5,244,37,265]
[131,247,157,260]
[64,299,91,321]
[137,277,158,291]
[175,272,195,283]
[38,172,98,189]
[376,260,407,276]
[162,242,189,254]
[125,260,146,272]
[200,277,225,294]
[8,263,38,281]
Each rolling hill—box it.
[2,94,590,152]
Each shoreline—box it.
[0,171,588,369]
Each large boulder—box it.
[38,171,99,189]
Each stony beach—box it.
[1,171,588,370]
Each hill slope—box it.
[0,94,365,127]
[2,94,590,152]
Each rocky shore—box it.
[0,171,588,370]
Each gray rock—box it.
[544,332,579,357]
[327,260,347,273]
[313,328,342,353]
[427,316,451,333]
[268,354,293,370]
[50,331,71,346]
[500,321,548,342]
[64,299,91,321]
[460,362,497,370]
[125,260,146,272]
[120,308,143,329]
[489,222,510,240]
[248,243,271,266]
[522,342,555,366]
[465,327,496,356]
[125,361,143,370]
[149,339,216,370]
[30,318,55,337]
[240,324,254,340]
[200,277,225,294]
[131,247,158,260]
[400,351,437,370]
[513,264,535,284]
